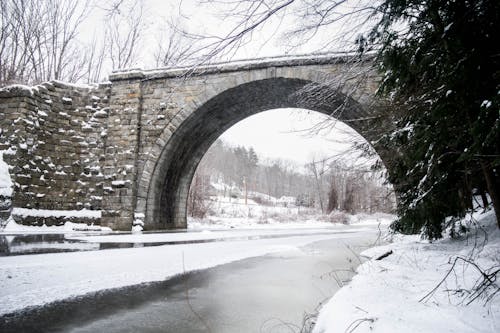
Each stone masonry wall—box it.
[0,81,110,226]
[100,74,143,230]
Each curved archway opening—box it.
[187,108,396,228]
[144,77,392,229]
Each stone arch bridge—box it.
[0,54,390,230]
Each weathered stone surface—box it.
[0,54,391,231]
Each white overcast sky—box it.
[219,109,369,166]
[83,0,367,66]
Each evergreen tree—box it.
[372,0,500,238]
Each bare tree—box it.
[154,20,198,68]
[105,0,145,69]
[0,0,153,86]
[0,0,91,86]
[1,0,43,85]
[188,174,212,218]
[306,156,329,213]
[44,0,90,81]
[83,33,108,83]
[169,0,377,65]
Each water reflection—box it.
[0,234,186,256]
[0,234,100,256]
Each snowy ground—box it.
[190,194,394,229]
[189,212,392,229]
[313,210,500,333]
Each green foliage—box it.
[372,0,500,238]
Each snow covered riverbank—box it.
[313,210,500,333]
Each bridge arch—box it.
[138,75,387,229]
[0,54,393,230]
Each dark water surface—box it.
[0,234,100,256]
[0,233,378,333]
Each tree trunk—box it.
[327,186,338,214]
[481,161,500,228]
[244,177,247,205]
[478,186,489,209]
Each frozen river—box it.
[0,224,385,332]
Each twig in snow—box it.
[343,243,363,265]
[345,317,376,333]
[375,250,393,260]
[315,266,357,287]
[297,298,330,333]
[419,256,500,305]
[371,222,383,247]
[259,317,301,333]
[354,306,368,314]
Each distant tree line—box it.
[188,139,395,217]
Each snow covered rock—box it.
[132,212,145,233]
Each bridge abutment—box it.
[100,74,144,230]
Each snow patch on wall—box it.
[0,151,13,197]
[1,219,111,233]
[12,208,101,219]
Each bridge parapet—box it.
[109,52,373,80]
